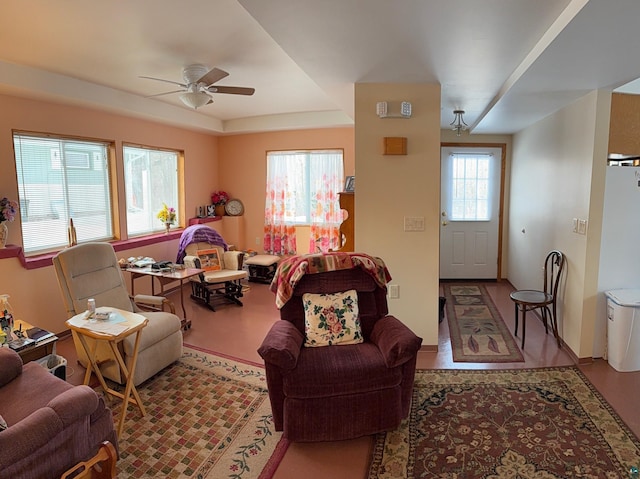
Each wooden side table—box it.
[9,320,59,364]
[125,266,203,329]
[66,309,148,437]
[17,335,58,363]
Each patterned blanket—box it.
[175,225,228,264]
[270,252,392,308]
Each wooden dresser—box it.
[335,191,354,252]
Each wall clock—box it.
[225,199,244,216]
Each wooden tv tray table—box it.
[125,266,203,330]
[66,308,148,437]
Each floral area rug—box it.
[101,345,288,479]
[368,367,640,478]
[444,283,524,362]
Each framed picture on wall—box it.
[344,176,355,192]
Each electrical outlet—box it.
[388,284,400,299]
[255,237,260,245]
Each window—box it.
[13,133,113,255]
[449,153,491,221]
[123,145,180,236]
[264,150,344,255]
[265,150,343,224]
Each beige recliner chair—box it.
[53,242,183,386]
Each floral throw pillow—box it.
[303,289,363,347]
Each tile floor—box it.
[56,280,640,479]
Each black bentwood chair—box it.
[510,250,565,349]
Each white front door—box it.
[440,146,502,279]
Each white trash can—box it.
[36,354,67,381]
[605,289,640,372]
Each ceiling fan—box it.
[140,64,255,109]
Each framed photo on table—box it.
[344,176,355,192]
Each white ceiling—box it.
[1,0,639,135]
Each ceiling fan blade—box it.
[207,85,255,96]
[197,67,229,86]
[139,76,187,88]
[145,89,184,98]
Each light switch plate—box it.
[578,219,587,235]
[404,216,425,231]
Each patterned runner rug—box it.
[444,283,524,362]
[368,367,640,478]
[102,345,288,478]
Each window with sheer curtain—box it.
[264,150,344,255]
[13,133,114,255]
[123,145,180,236]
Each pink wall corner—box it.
[218,127,355,253]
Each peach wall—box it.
[0,94,220,334]
[218,127,355,252]
[0,94,356,335]
[0,93,220,239]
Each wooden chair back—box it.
[543,250,565,302]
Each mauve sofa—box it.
[0,348,117,479]
[258,265,422,442]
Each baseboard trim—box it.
[419,344,438,353]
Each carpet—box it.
[444,283,524,362]
[102,345,288,478]
[368,367,640,478]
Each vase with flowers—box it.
[0,197,18,248]
[211,191,230,216]
[157,203,177,234]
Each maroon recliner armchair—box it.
[258,254,422,442]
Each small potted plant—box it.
[157,203,177,234]
[211,191,230,216]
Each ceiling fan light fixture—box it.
[180,91,211,109]
[450,109,468,136]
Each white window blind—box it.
[123,145,179,235]
[13,133,113,255]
